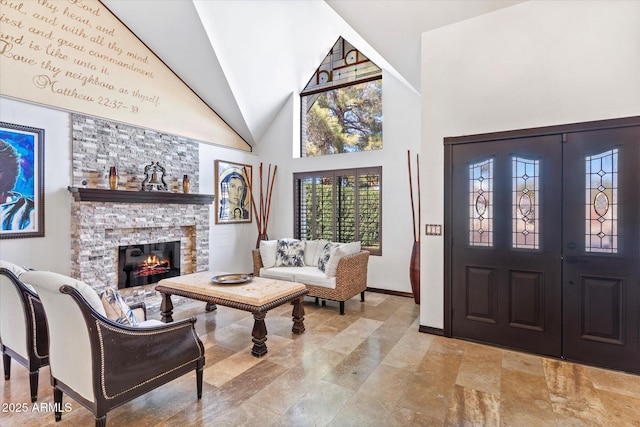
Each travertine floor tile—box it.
[397,375,452,421]
[381,326,433,372]
[596,389,640,427]
[386,406,444,426]
[3,293,640,426]
[323,337,384,390]
[203,350,262,387]
[543,359,608,425]
[355,364,417,414]
[246,348,346,415]
[204,333,292,387]
[456,342,502,395]
[428,335,469,356]
[322,317,383,354]
[203,401,280,427]
[444,384,500,427]
[501,349,546,376]
[272,380,354,427]
[500,368,557,426]
[586,365,640,399]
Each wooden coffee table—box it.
[156,272,308,357]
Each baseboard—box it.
[365,287,414,299]
[419,325,444,336]
[363,289,442,335]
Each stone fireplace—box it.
[69,191,212,311]
[70,114,212,311]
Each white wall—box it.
[255,70,422,293]
[199,144,258,273]
[420,0,640,328]
[0,97,72,273]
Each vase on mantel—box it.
[409,240,420,305]
[182,174,190,194]
[108,166,118,190]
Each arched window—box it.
[301,38,382,157]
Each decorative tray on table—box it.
[211,273,254,285]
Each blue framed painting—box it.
[0,122,45,239]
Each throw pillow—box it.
[317,242,339,273]
[325,245,350,277]
[314,239,329,266]
[259,240,278,268]
[341,241,361,256]
[275,239,306,267]
[100,287,139,327]
[303,240,320,266]
[317,241,361,277]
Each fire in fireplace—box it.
[117,241,180,289]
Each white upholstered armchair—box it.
[22,270,205,427]
[0,261,50,402]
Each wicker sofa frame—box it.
[252,249,370,315]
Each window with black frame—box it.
[294,167,382,255]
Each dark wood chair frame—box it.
[0,267,50,402]
[52,285,205,427]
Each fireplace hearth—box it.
[118,241,180,289]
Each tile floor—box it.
[2,292,640,426]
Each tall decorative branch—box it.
[244,163,277,248]
[407,150,421,304]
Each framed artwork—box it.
[215,160,252,224]
[0,122,45,239]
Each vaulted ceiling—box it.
[102,0,524,148]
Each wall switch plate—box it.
[425,224,442,236]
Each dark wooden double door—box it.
[446,118,640,373]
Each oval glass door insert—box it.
[475,194,487,216]
[519,193,532,216]
[594,192,609,217]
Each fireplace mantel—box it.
[68,187,215,205]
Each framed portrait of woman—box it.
[0,122,45,239]
[215,160,252,224]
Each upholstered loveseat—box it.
[252,239,370,315]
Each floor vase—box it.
[410,240,420,304]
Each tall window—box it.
[301,37,382,157]
[294,167,382,255]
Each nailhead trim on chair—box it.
[27,296,47,360]
[96,320,203,400]
[97,319,194,337]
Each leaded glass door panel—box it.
[450,135,563,357]
[562,127,640,372]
